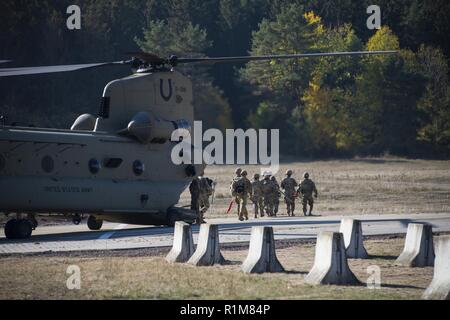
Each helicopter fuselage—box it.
[0,69,203,237]
[0,125,198,225]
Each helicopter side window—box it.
[103,158,123,168]
[41,155,54,173]
[89,158,101,174]
[133,160,145,176]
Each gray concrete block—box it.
[305,232,360,285]
[423,235,450,300]
[339,218,369,259]
[166,221,195,263]
[187,224,225,266]
[396,223,435,267]
[241,226,285,273]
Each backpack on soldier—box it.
[232,178,245,195]
[200,177,213,196]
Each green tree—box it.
[240,5,325,155]
[302,24,364,154]
[415,45,450,152]
[354,27,424,155]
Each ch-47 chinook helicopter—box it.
[0,50,395,239]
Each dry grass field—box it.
[0,158,448,300]
[0,236,437,300]
[179,158,450,218]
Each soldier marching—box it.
[225,168,319,220]
[281,170,298,216]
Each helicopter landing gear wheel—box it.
[4,219,33,239]
[72,214,82,225]
[87,215,103,230]
[5,219,17,239]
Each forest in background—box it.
[0,0,449,158]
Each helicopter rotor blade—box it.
[0,60,131,77]
[175,50,397,65]
[0,50,397,77]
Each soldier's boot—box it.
[198,212,206,223]
[237,201,243,220]
[243,207,249,220]
[309,204,313,216]
[200,208,207,222]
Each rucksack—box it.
[233,179,245,194]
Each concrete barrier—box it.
[339,218,369,259]
[187,224,225,266]
[423,235,450,300]
[166,221,195,263]
[395,223,435,267]
[241,226,285,273]
[305,232,360,285]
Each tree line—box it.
[0,0,449,158]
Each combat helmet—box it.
[235,167,242,175]
[303,172,309,179]
[286,169,293,176]
[241,170,248,176]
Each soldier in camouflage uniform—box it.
[230,168,243,217]
[270,176,281,216]
[251,173,264,218]
[189,177,201,224]
[281,169,298,216]
[198,177,213,223]
[236,170,252,221]
[262,174,275,216]
[298,172,318,216]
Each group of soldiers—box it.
[189,168,318,224]
[230,168,318,221]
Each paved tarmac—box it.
[1,213,449,254]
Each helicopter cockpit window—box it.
[41,155,54,173]
[89,158,101,174]
[133,160,145,176]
